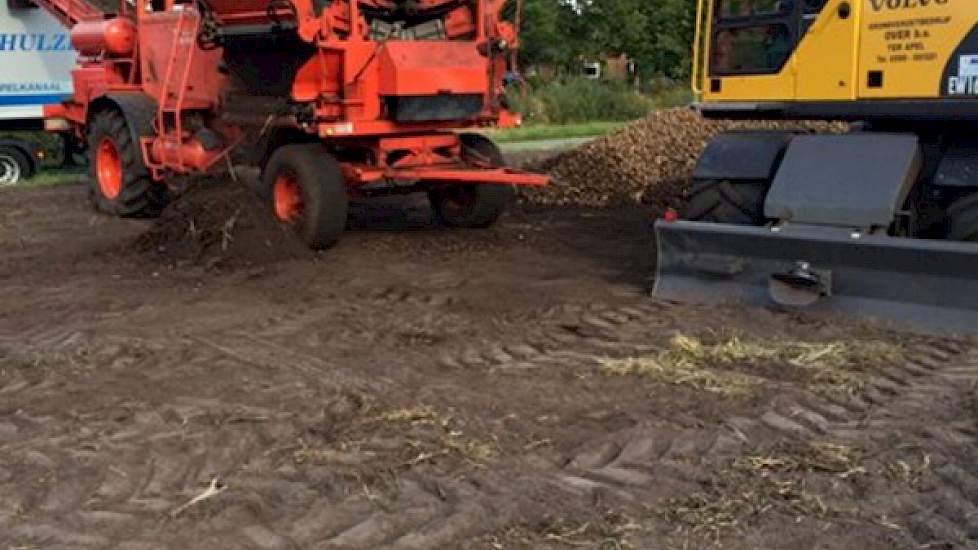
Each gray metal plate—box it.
[692,131,795,182]
[654,220,978,335]
[764,133,921,228]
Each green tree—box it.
[515,0,697,80]
[508,0,582,70]
[642,0,697,79]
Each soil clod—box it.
[135,180,313,269]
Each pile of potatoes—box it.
[521,107,844,212]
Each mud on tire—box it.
[428,133,513,228]
[262,144,349,250]
[682,178,769,225]
[87,109,168,217]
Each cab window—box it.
[804,0,827,15]
[719,0,793,19]
[712,0,798,75]
[712,24,792,73]
[802,0,827,32]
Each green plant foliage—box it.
[523,78,655,124]
[507,77,689,125]
[511,0,697,80]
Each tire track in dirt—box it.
[714,342,978,548]
[1,329,331,548]
[1,335,258,546]
[186,321,531,549]
[848,347,978,548]
[3,264,974,550]
[432,298,733,517]
[0,318,534,550]
[434,301,978,547]
[4,293,975,549]
[587,346,977,547]
[190,331,378,393]
[436,297,672,373]
[124,284,608,549]
[273,475,508,550]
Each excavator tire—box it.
[682,179,769,225]
[428,134,512,228]
[263,144,349,250]
[87,109,168,217]
[947,192,978,241]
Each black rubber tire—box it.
[86,109,168,217]
[0,146,30,185]
[682,178,770,225]
[428,133,513,228]
[262,144,349,250]
[947,192,978,241]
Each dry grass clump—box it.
[663,478,831,543]
[786,339,901,396]
[664,442,864,543]
[665,333,901,372]
[401,436,497,467]
[600,333,902,398]
[295,404,497,470]
[372,405,443,425]
[884,453,932,488]
[598,354,761,397]
[663,489,766,543]
[372,405,498,467]
[480,511,641,550]
[735,442,866,480]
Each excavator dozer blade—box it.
[653,220,978,335]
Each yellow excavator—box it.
[654,0,978,333]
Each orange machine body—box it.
[70,18,136,56]
[32,0,543,188]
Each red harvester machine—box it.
[37,0,545,247]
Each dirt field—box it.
[1,178,977,550]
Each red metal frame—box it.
[38,0,545,189]
[30,0,102,26]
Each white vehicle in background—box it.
[0,0,76,185]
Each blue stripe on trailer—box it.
[0,94,70,106]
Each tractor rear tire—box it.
[428,133,513,228]
[263,144,349,250]
[947,192,978,241]
[87,109,168,217]
[682,179,769,225]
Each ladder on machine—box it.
[150,7,199,176]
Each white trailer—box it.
[0,0,76,185]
